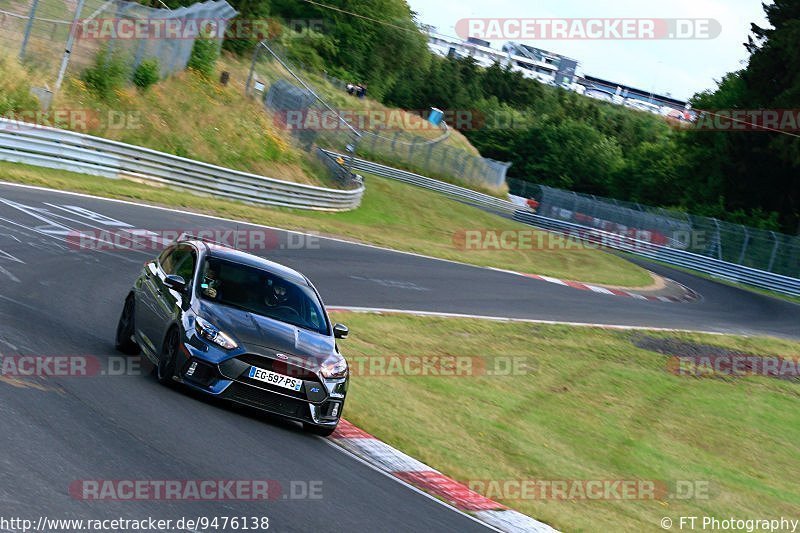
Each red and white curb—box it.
[329,420,557,533]
[490,268,701,303]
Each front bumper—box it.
[175,339,347,427]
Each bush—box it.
[133,58,160,90]
[187,36,219,78]
[0,52,39,115]
[82,47,129,99]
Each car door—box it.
[151,244,198,353]
[135,245,174,354]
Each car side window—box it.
[165,245,196,283]
[158,246,175,271]
[174,250,197,283]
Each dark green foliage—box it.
[81,46,129,100]
[223,0,273,55]
[269,0,428,100]
[133,58,160,90]
[188,36,220,78]
[675,0,800,233]
[141,0,799,232]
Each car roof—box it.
[183,239,309,285]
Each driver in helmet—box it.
[265,278,289,307]
[201,266,221,299]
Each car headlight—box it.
[320,356,348,379]
[195,316,238,350]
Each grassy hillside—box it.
[5,47,496,192]
[333,311,800,532]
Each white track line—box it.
[327,306,730,335]
[0,181,704,305]
[320,438,504,532]
[0,181,530,274]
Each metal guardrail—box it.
[0,119,365,211]
[508,179,800,280]
[513,210,800,297]
[2,120,796,296]
[321,150,516,215]
[331,151,800,297]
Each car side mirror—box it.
[164,274,187,292]
[333,323,349,339]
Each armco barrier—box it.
[321,150,516,215]
[513,210,800,298]
[332,151,800,297]
[2,121,797,296]
[0,119,364,211]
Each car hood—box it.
[198,301,336,365]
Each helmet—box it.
[265,278,289,306]
[273,283,288,303]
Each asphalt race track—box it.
[0,182,798,531]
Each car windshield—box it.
[198,257,329,335]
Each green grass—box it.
[60,61,328,187]
[330,311,800,532]
[0,160,653,287]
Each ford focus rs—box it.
[115,235,349,436]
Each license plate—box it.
[248,366,302,392]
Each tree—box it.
[676,0,800,233]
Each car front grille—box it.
[222,383,311,420]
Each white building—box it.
[425,32,568,87]
[423,30,691,115]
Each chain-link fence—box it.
[508,178,800,278]
[356,131,511,190]
[245,39,510,191]
[2,0,234,93]
[322,70,511,190]
[245,39,362,188]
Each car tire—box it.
[115,295,140,355]
[303,423,337,437]
[156,328,179,385]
